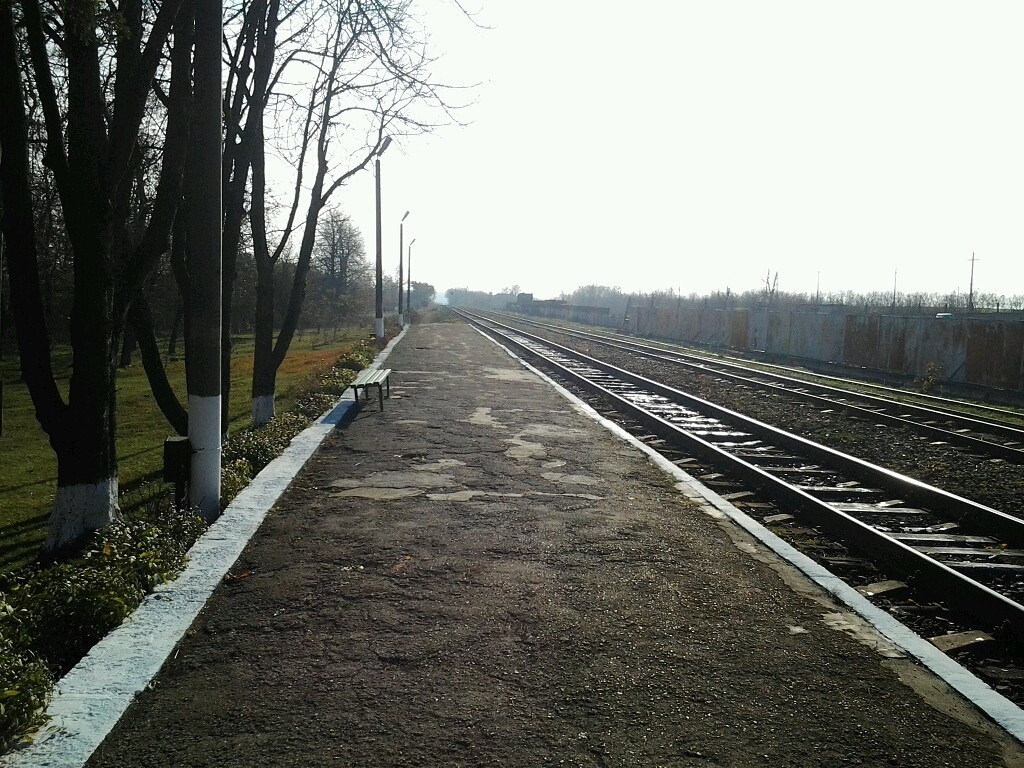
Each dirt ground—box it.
[85,322,1023,767]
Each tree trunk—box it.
[3,6,118,555]
[168,301,183,357]
[251,257,276,426]
[131,296,188,435]
[3,0,192,557]
[119,323,136,367]
[249,108,277,427]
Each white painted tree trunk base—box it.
[398,312,404,326]
[375,317,384,340]
[252,394,276,427]
[189,394,222,522]
[45,476,119,553]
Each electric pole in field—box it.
[186,0,223,521]
[968,251,978,312]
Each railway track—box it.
[458,310,1024,677]
[480,311,1024,462]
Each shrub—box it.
[0,563,144,675]
[83,506,207,592]
[220,458,253,510]
[0,619,51,751]
[222,412,313,474]
[913,361,943,393]
[318,367,357,396]
[0,502,207,743]
[222,429,279,472]
[294,392,337,421]
[335,339,374,372]
[0,505,206,678]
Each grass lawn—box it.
[0,327,371,572]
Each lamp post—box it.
[374,136,393,343]
[407,238,416,323]
[186,0,223,520]
[398,211,410,326]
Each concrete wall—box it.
[634,307,1024,392]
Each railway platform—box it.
[62,322,1024,765]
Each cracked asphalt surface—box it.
[86,321,1024,767]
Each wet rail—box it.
[479,311,1024,463]
[459,309,1024,644]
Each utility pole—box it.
[398,211,409,325]
[0,142,4,434]
[968,251,978,312]
[186,0,223,521]
[891,268,897,310]
[406,238,416,321]
[763,270,777,351]
[374,137,392,343]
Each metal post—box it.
[374,155,384,341]
[968,251,978,312]
[186,0,223,520]
[0,142,4,433]
[398,211,409,326]
[407,238,416,322]
[373,137,391,342]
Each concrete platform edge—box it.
[1,328,409,768]
[471,325,1024,745]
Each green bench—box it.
[350,368,392,410]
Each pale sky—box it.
[331,1,1024,302]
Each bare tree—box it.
[248,0,455,425]
[312,208,368,327]
[0,0,191,554]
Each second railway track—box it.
[473,311,1024,519]
[482,310,1024,460]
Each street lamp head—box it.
[378,135,393,156]
[402,210,410,222]
[410,238,417,247]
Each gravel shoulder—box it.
[86,322,1023,767]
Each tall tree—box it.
[312,209,368,327]
[0,0,191,554]
[248,0,450,426]
[218,0,296,434]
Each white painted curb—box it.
[471,325,1024,745]
[2,328,408,768]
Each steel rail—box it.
[459,309,1024,639]
[499,310,1024,422]
[486,311,1024,458]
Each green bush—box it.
[0,617,51,751]
[0,502,207,744]
[84,506,207,592]
[317,367,357,396]
[265,411,312,446]
[335,339,374,372]
[222,411,312,473]
[1,563,143,675]
[221,429,279,471]
[0,505,205,677]
[220,458,253,510]
[294,392,337,421]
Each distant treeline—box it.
[445,284,1024,319]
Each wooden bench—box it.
[350,368,392,410]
